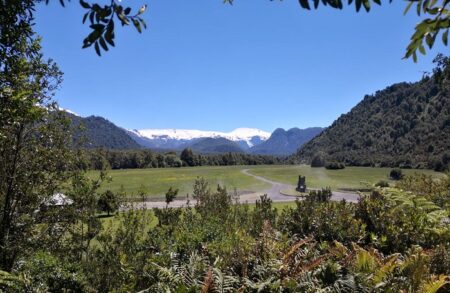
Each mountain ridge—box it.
[294,71,450,170]
[250,127,324,156]
[61,110,324,156]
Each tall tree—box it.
[0,1,75,271]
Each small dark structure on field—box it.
[296,176,307,193]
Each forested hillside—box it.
[251,127,323,156]
[296,56,450,170]
[188,137,245,153]
[64,112,141,150]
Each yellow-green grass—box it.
[247,165,443,190]
[88,166,270,200]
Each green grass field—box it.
[247,165,442,190]
[89,166,270,200]
[90,165,443,200]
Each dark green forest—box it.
[79,148,282,170]
[296,55,450,171]
[64,112,141,150]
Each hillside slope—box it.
[296,65,450,169]
[188,137,245,153]
[65,113,141,150]
[250,127,323,156]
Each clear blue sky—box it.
[35,0,445,132]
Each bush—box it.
[307,188,333,202]
[97,190,120,216]
[325,162,345,170]
[311,154,326,167]
[375,180,390,187]
[389,168,404,180]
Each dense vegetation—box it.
[64,112,142,150]
[79,148,282,170]
[1,174,448,292]
[188,137,246,154]
[296,55,450,171]
[2,2,449,291]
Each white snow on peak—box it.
[133,128,271,147]
[58,106,79,116]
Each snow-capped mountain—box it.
[128,128,271,151]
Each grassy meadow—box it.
[88,166,270,200]
[89,164,443,200]
[247,165,443,190]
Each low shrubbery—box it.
[1,175,449,292]
[375,180,390,187]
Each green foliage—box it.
[192,178,232,218]
[306,187,333,202]
[375,179,390,187]
[356,188,449,253]
[251,194,278,236]
[64,111,141,150]
[165,187,179,206]
[81,148,282,170]
[396,173,450,210]
[297,56,450,169]
[0,2,78,271]
[403,1,450,62]
[311,154,326,167]
[227,0,450,61]
[390,168,404,180]
[15,251,87,292]
[180,148,196,166]
[279,200,366,244]
[0,176,448,291]
[77,0,147,56]
[97,189,120,216]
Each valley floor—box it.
[91,165,442,202]
[132,168,360,209]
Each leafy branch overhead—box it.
[79,0,147,56]
[226,0,450,61]
[71,0,448,60]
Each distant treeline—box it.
[77,148,284,170]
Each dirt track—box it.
[127,168,360,209]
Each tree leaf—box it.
[99,37,109,51]
[82,12,88,24]
[94,41,101,56]
[442,29,449,46]
[79,0,90,9]
[298,0,311,10]
[404,1,414,15]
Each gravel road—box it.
[127,168,360,209]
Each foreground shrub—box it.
[375,180,390,187]
[278,200,366,244]
[306,188,332,202]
